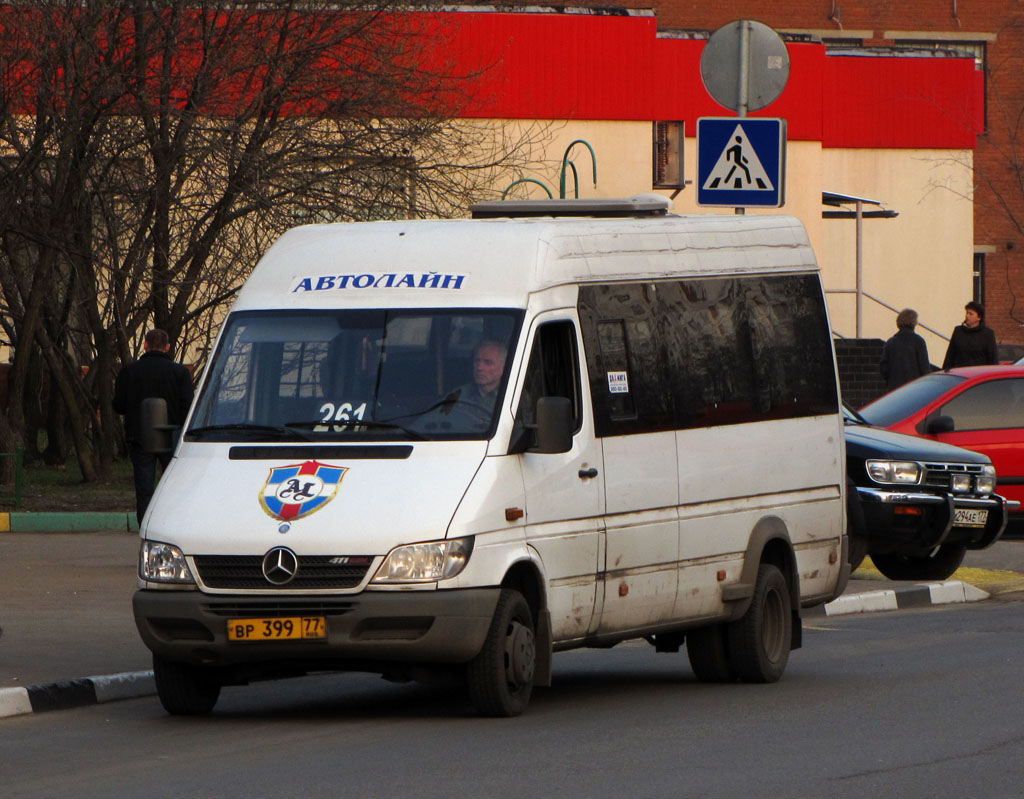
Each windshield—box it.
[188,308,522,442]
[858,372,965,427]
[842,403,866,424]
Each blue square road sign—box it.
[697,117,786,208]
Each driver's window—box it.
[940,378,1024,431]
[515,321,582,432]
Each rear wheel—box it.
[153,655,221,715]
[686,624,736,683]
[871,543,967,581]
[466,589,536,717]
[727,564,791,683]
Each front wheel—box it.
[727,563,792,683]
[153,655,221,716]
[466,589,536,717]
[871,543,967,581]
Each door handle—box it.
[578,467,599,479]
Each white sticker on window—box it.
[607,371,629,394]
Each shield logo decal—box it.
[259,461,347,522]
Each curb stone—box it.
[0,671,154,719]
[806,579,989,617]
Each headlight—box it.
[140,540,195,584]
[866,460,921,485]
[371,537,474,584]
[977,465,997,495]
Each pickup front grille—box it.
[921,462,986,492]
[192,555,371,590]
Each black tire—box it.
[153,655,221,715]
[870,543,967,581]
[466,589,536,717]
[848,535,869,571]
[686,624,736,683]
[727,563,792,683]
[846,478,869,571]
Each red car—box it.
[859,365,1024,534]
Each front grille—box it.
[193,555,371,590]
[921,462,986,492]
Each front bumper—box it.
[855,487,1009,555]
[133,587,500,676]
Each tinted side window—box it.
[660,278,758,428]
[940,378,1024,431]
[579,273,837,437]
[743,274,838,420]
[579,283,673,436]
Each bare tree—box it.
[0,1,550,481]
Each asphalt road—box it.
[2,598,1023,799]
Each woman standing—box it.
[942,301,998,369]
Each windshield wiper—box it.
[187,423,313,441]
[285,419,426,440]
[384,390,462,421]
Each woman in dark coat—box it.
[880,308,931,390]
[942,301,998,369]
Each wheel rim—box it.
[504,618,536,689]
[761,588,786,663]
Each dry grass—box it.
[0,457,136,512]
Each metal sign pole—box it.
[735,22,749,214]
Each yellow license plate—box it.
[227,616,327,642]
[953,508,988,528]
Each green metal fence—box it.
[0,448,24,509]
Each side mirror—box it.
[140,398,173,455]
[530,397,573,454]
[924,414,955,435]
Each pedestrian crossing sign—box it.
[697,117,786,208]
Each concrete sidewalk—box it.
[2,526,1022,720]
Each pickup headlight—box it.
[371,537,474,584]
[866,460,921,485]
[140,540,195,584]
[977,465,997,495]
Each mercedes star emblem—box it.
[262,546,299,585]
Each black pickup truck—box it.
[844,405,1010,580]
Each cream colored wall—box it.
[497,120,972,363]
[820,148,974,362]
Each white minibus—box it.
[133,195,849,716]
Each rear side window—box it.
[579,273,838,437]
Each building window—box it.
[894,39,986,69]
[973,251,986,306]
[652,121,684,190]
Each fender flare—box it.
[722,515,799,623]
[501,546,552,687]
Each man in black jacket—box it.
[113,329,194,523]
[880,308,931,390]
[942,301,998,369]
